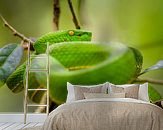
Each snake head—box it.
[33,30,92,54]
[67,30,92,41]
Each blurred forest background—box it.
[0,0,163,112]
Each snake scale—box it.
[6,30,143,104]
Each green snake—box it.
[6,29,143,104]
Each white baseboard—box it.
[0,113,47,123]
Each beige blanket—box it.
[42,98,163,130]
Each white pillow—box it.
[66,82,108,103]
[138,82,149,102]
[84,92,125,99]
[66,82,75,103]
[107,82,149,102]
[108,83,139,99]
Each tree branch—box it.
[67,0,81,29]
[53,0,60,30]
[135,78,163,85]
[35,93,47,113]
[0,15,33,44]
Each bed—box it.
[42,98,163,130]
[42,82,163,130]
[23,82,163,130]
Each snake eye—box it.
[68,30,74,36]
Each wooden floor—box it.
[0,113,46,130]
[0,122,43,130]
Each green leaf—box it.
[148,84,162,103]
[6,63,26,93]
[0,43,23,87]
[140,60,163,75]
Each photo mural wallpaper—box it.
[0,0,163,112]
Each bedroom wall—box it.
[0,0,163,112]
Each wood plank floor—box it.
[0,122,43,130]
[0,113,46,129]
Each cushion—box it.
[66,82,108,103]
[138,82,149,102]
[108,82,151,102]
[84,92,125,99]
[108,83,139,99]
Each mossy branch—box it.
[35,0,61,113]
[135,78,163,85]
[0,15,33,44]
[53,0,60,30]
[67,0,81,29]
